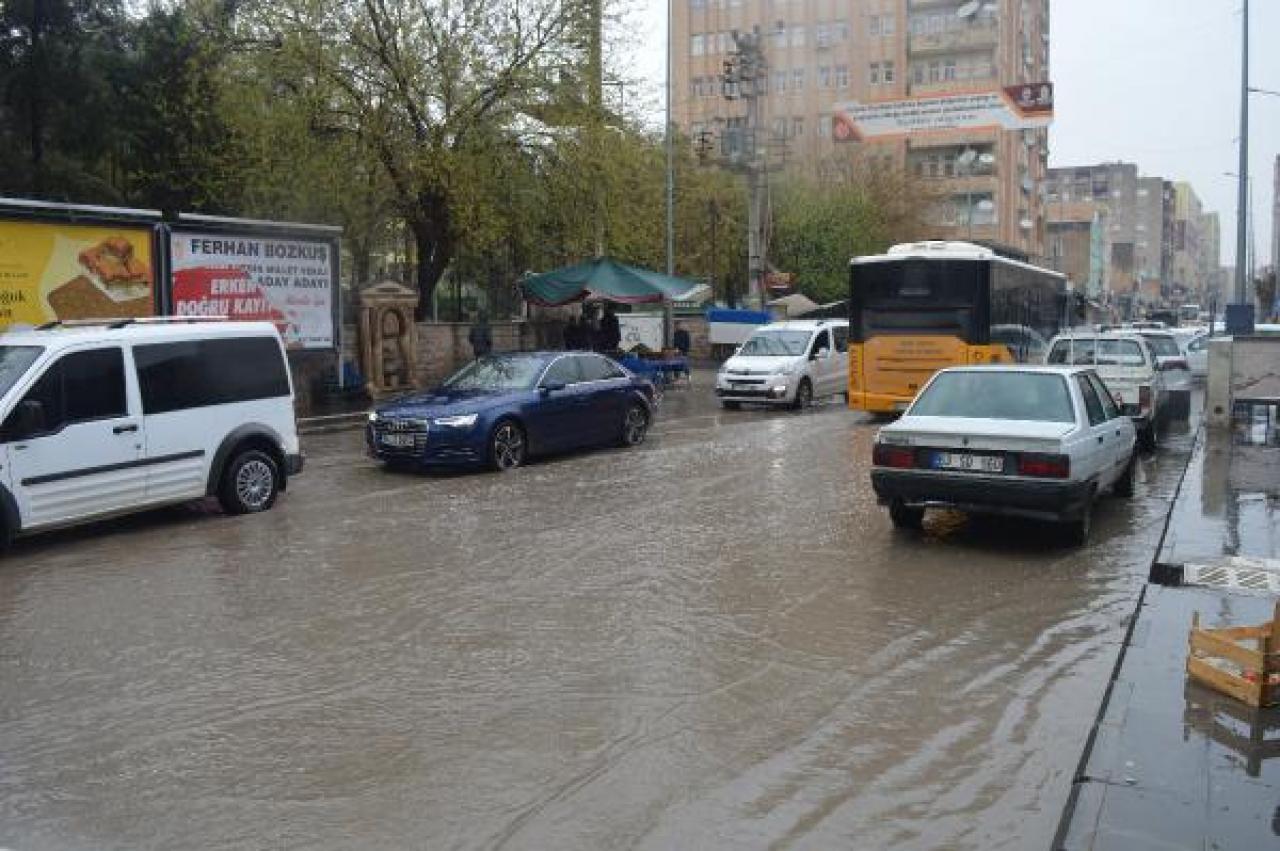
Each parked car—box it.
[1185,333,1217,379]
[715,319,849,409]
[870,365,1137,544]
[1045,331,1166,451]
[368,351,657,472]
[1138,331,1192,419]
[0,319,302,549]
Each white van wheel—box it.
[219,450,280,514]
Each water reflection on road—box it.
[0,390,1194,850]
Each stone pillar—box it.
[358,282,421,400]
[1206,338,1233,429]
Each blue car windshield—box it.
[442,355,545,391]
[739,330,810,356]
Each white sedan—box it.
[870,365,1138,544]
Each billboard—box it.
[169,231,336,349]
[834,83,1054,142]
[0,220,155,329]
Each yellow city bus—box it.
[848,241,1070,413]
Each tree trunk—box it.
[410,215,455,321]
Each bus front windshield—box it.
[739,330,811,356]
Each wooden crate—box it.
[1186,601,1280,708]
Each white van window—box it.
[833,326,849,353]
[809,330,831,356]
[0,346,43,398]
[134,337,289,415]
[1047,338,1146,367]
[3,348,126,437]
[740,330,810,356]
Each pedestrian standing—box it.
[468,312,493,360]
[599,303,622,354]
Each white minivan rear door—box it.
[3,346,146,529]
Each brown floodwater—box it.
[0,384,1195,850]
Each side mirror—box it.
[5,400,45,440]
[540,381,566,396]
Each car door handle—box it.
[113,424,138,434]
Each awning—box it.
[520,257,706,307]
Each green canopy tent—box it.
[519,257,706,307]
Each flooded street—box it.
[0,389,1196,850]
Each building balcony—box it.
[909,23,999,55]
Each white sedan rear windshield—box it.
[1047,338,1146,366]
[910,371,1076,423]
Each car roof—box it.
[1049,330,1147,342]
[754,319,848,331]
[935,364,1095,377]
[0,320,283,348]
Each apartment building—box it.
[673,0,1052,260]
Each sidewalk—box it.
[1056,425,1280,850]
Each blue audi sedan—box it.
[367,351,658,471]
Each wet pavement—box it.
[0,380,1199,850]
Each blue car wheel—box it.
[489,420,526,471]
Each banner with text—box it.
[0,220,155,329]
[169,231,335,349]
[833,83,1053,142]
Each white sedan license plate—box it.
[932,452,1003,473]
[381,433,416,448]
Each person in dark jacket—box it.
[468,312,493,359]
[599,303,622,353]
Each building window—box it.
[835,64,849,89]
[790,25,805,47]
[772,117,787,140]
[881,14,895,36]
[869,14,895,36]
[816,23,830,47]
[690,34,705,56]
[792,67,805,92]
[691,0,706,8]
[912,63,925,84]
[883,61,895,83]
[818,65,831,88]
[792,116,804,138]
[833,19,849,41]
[772,24,786,49]
[772,70,786,93]
[869,15,880,36]
[869,62,881,85]
[818,114,832,139]
[929,60,941,83]
[943,59,956,81]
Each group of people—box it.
[562,304,621,353]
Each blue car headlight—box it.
[433,413,479,429]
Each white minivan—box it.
[715,319,849,409]
[0,319,302,549]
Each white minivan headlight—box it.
[433,413,478,429]
[368,411,380,423]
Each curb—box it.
[1050,425,1203,849]
[299,411,368,435]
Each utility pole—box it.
[721,28,773,309]
[585,0,605,258]
[1234,0,1249,306]
[663,0,675,345]
[707,198,721,305]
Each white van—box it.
[715,319,849,409]
[0,319,302,549]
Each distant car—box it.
[870,366,1137,544]
[367,352,657,472]
[1045,331,1166,451]
[1138,331,1192,418]
[1184,333,1217,379]
[715,319,849,410]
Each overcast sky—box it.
[627,0,1279,270]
